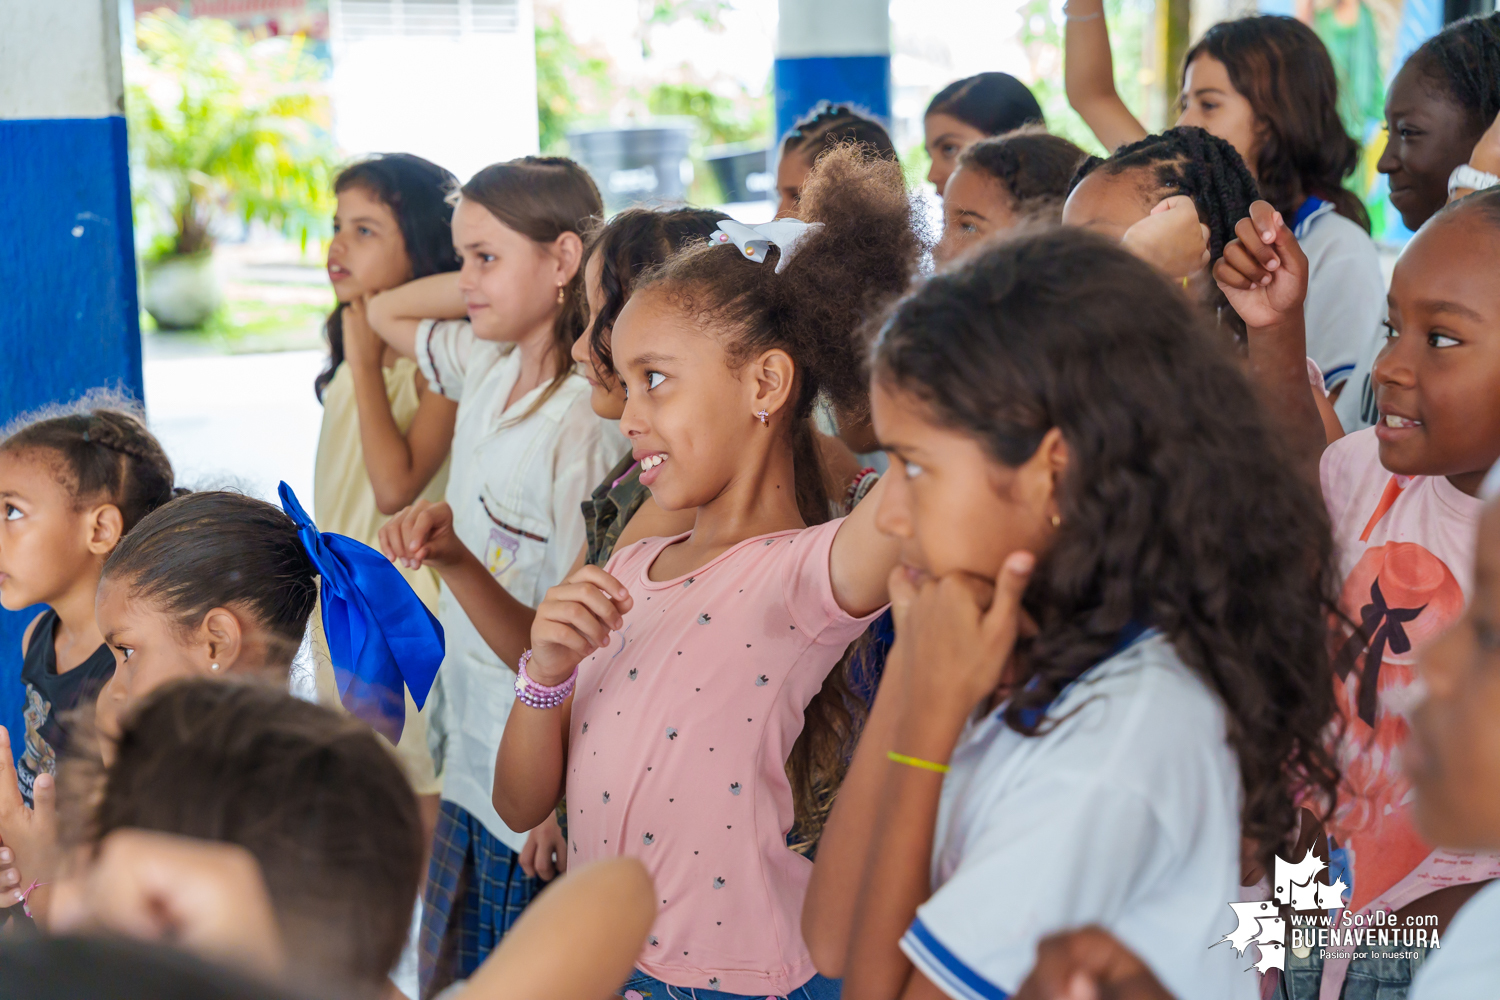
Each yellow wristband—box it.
[887,751,950,774]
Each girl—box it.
[1215,190,1500,998]
[804,226,1339,1000]
[923,72,1045,195]
[314,152,461,822]
[492,145,922,999]
[776,102,898,219]
[1337,12,1500,431]
[0,402,176,807]
[363,156,622,994]
[933,128,1087,264]
[1065,12,1383,396]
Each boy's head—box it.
[70,680,423,993]
[1375,189,1500,496]
[1410,489,1500,851]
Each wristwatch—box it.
[1448,163,1500,198]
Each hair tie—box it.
[278,482,444,743]
[710,219,825,274]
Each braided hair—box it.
[1071,126,1260,261]
[1409,12,1500,129]
[2,393,178,533]
[957,127,1088,224]
[781,101,898,165]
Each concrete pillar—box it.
[774,0,892,140]
[0,0,141,758]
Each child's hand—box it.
[1014,926,1174,1000]
[887,551,1035,720]
[49,829,286,978]
[519,812,569,881]
[1120,196,1211,280]
[529,566,634,686]
[340,294,384,370]
[0,727,60,913]
[0,843,21,908]
[379,500,466,570]
[1214,200,1308,329]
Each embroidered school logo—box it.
[1215,847,1348,972]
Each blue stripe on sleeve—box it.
[900,916,1011,1000]
[1322,363,1355,387]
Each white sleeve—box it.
[1301,225,1386,391]
[901,778,1164,1000]
[413,319,476,401]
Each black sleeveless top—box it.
[16,610,115,806]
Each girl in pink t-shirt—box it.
[492,145,924,998]
[1217,187,1500,997]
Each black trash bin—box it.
[567,120,698,214]
[705,143,774,205]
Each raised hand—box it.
[340,293,384,369]
[1214,200,1308,330]
[1120,195,1211,281]
[0,727,59,917]
[1014,926,1175,1000]
[528,565,633,686]
[378,499,465,570]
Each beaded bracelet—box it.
[514,649,577,709]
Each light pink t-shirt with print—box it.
[567,518,879,996]
[1321,428,1500,914]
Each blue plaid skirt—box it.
[418,799,544,998]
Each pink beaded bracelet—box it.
[513,649,577,709]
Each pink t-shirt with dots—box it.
[567,518,880,995]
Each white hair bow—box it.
[710,219,825,274]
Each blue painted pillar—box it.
[0,0,142,760]
[774,0,892,139]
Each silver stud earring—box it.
[211,662,221,672]
[756,410,769,425]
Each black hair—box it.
[1408,12,1500,129]
[316,153,462,401]
[781,101,898,165]
[81,680,422,993]
[925,72,1044,137]
[956,127,1087,223]
[872,227,1341,876]
[581,207,729,381]
[1072,125,1260,261]
[2,393,179,534]
[1184,16,1368,232]
[640,144,925,839]
[101,492,318,665]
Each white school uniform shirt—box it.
[900,632,1256,1000]
[416,318,628,851]
[1297,199,1386,397]
[1407,878,1500,1000]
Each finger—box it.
[981,551,1035,650]
[566,565,632,606]
[32,773,56,834]
[407,506,439,556]
[887,565,920,633]
[1062,970,1100,1000]
[1212,256,1256,292]
[378,519,404,562]
[553,584,627,631]
[548,602,614,650]
[1233,217,1280,270]
[1151,194,1192,216]
[533,623,595,662]
[1221,240,1272,286]
[534,844,557,881]
[0,867,18,888]
[1267,207,1309,274]
[0,728,23,813]
[518,841,537,879]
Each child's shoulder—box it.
[1320,427,1386,519]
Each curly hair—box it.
[581,207,729,381]
[638,143,926,842]
[317,153,461,401]
[1184,17,1368,232]
[956,127,1087,224]
[1410,12,1500,128]
[2,391,178,534]
[872,227,1341,876]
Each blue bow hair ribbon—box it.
[279,482,443,744]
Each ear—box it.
[199,607,246,672]
[1013,427,1070,519]
[746,348,798,424]
[550,231,585,286]
[85,504,125,557]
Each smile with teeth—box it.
[640,454,668,470]
[1384,414,1422,429]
